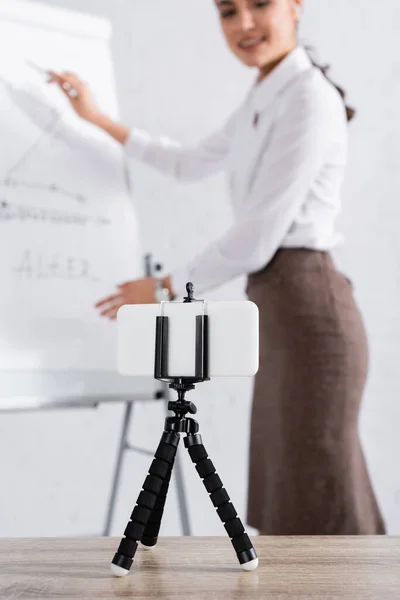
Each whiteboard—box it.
[0,0,152,397]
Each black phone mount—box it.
[110,283,258,576]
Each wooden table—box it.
[0,536,399,599]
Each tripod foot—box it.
[241,556,259,571]
[110,563,130,577]
[140,540,157,551]
[238,547,259,570]
[241,557,259,571]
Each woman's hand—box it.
[47,71,101,124]
[95,277,158,320]
[47,70,130,144]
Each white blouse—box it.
[125,46,348,299]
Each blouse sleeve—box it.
[169,84,343,298]
[124,109,239,182]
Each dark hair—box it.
[304,45,356,122]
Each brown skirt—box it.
[246,248,386,535]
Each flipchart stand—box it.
[0,254,191,537]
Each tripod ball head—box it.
[183,282,194,303]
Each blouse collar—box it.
[250,46,312,112]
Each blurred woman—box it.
[50,0,386,535]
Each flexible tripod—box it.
[110,284,258,576]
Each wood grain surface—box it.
[0,536,399,599]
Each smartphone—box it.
[117,300,259,379]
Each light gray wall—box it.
[1,0,398,537]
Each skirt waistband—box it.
[247,248,338,288]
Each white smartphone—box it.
[117,301,259,378]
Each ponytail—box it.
[304,45,356,122]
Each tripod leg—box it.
[140,457,174,549]
[111,431,179,577]
[184,432,259,571]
